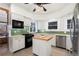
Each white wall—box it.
[59,13,73,32]
[33,4,75,32]
[37,13,73,32]
[0,3,10,10]
[37,20,46,30]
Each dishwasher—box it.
[56,35,66,49]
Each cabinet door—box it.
[19,36,25,49]
[12,37,20,52]
[12,35,25,52]
[33,39,51,56]
[33,39,40,55]
[66,36,72,50]
[52,37,56,46]
[48,35,56,46]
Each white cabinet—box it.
[33,39,52,56]
[66,35,72,51]
[50,35,56,46]
[51,38,56,46]
[9,35,25,52]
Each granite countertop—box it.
[36,31,70,35]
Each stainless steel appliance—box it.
[12,20,24,28]
[70,4,79,56]
[23,34,34,48]
[56,35,66,49]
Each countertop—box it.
[33,35,54,41]
[36,31,70,35]
[35,32,70,36]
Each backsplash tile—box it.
[11,26,30,35]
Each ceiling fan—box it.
[25,3,50,12]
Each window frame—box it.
[48,21,57,29]
[67,19,71,29]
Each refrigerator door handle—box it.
[70,16,75,42]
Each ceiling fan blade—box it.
[43,7,47,11]
[41,3,51,5]
[33,8,36,12]
[24,3,29,4]
[34,3,50,5]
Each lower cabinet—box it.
[66,35,72,51]
[9,35,25,52]
[51,36,56,46]
[33,39,52,56]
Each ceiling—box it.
[12,3,76,20]
[15,3,75,14]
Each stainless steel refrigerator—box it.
[70,3,79,56]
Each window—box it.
[30,22,36,32]
[48,21,57,29]
[67,19,71,29]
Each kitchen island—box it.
[33,35,53,56]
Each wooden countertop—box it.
[33,35,54,41]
